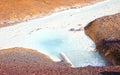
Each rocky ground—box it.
[85,13,120,66]
[0,47,120,75]
[0,0,103,27]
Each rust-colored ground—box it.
[1,64,120,75]
[0,47,53,65]
[0,47,120,75]
[0,0,103,27]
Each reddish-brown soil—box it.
[0,47,54,66]
[85,13,120,65]
[0,0,103,27]
[1,64,120,75]
[0,47,120,75]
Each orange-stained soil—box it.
[0,0,103,27]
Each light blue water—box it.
[26,29,105,67]
[0,0,119,67]
[24,0,120,67]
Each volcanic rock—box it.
[84,13,120,65]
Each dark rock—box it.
[84,13,120,65]
[69,27,83,31]
[98,71,120,75]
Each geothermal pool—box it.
[0,0,120,67]
[26,29,105,67]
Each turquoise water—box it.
[26,29,106,67]
[24,0,120,67]
[41,39,63,49]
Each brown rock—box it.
[84,13,120,65]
